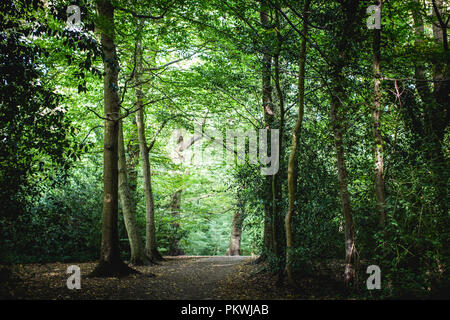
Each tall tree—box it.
[271,9,286,281]
[285,0,311,286]
[259,0,275,263]
[328,0,361,287]
[135,35,163,262]
[91,0,134,277]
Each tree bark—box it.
[136,108,163,262]
[118,120,147,265]
[226,210,244,256]
[258,0,275,264]
[134,37,163,262]
[330,92,356,287]
[90,0,135,277]
[127,117,140,212]
[327,0,361,287]
[286,0,310,286]
[168,189,185,256]
[271,10,286,282]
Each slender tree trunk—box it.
[328,0,361,287]
[90,0,134,277]
[136,108,163,262]
[271,10,286,283]
[134,38,163,262]
[118,120,147,265]
[372,0,386,227]
[258,0,275,264]
[286,0,310,286]
[330,92,356,287]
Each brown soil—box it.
[1,256,254,300]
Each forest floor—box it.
[0,256,353,299]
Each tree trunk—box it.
[118,120,147,265]
[328,0,361,287]
[272,10,286,283]
[168,189,185,256]
[134,37,163,262]
[136,108,163,262]
[258,0,275,264]
[90,0,135,277]
[286,0,310,286]
[372,0,386,227]
[330,92,356,287]
[127,117,140,213]
[226,210,244,256]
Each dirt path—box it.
[1,256,253,299]
[138,256,252,299]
